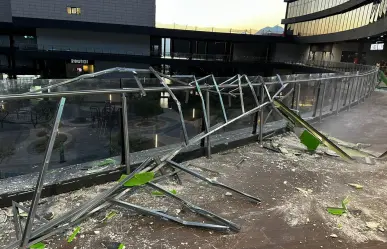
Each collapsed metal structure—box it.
[0,65,379,248]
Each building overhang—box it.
[3,17,292,43]
[282,0,373,24]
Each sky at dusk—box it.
[156,0,286,29]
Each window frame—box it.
[67,6,81,15]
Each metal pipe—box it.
[259,82,265,144]
[237,75,245,114]
[242,75,260,107]
[149,67,189,145]
[206,90,211,158]
[319,81,327,123]
[11,202,22,240]
[336,79,343,114]
[21,97,66,247]
[295,83,300,113]
[330,80,338,111]
[133,74,146,96]
[69,158,152,223]
[146,182,240,231]
[121,93,131,174]
[352,72,360,103]
[29,67,150,93]
[1,69,378,101]
[111,199,230,231]
[347,75,355,110]
[312,81,321,117]
[166,160,261,203]
[150,101,270,174]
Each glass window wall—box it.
[287,1,387,36]
[287,0,350,18]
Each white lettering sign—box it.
[71,59,88,64]
[371,43,384,51]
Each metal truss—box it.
[1,66,378,249]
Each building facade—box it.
[2,0,156,26]
[0,0,294,79]
[282,0,387,65]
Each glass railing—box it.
[0,62,379,181]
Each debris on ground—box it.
[300,130,320,151]
[330,234,338,238]
[295,187,312,196]
[97,158,116,167]
[151,189,177,196]
[30,242,46,249]
[102,211,118,222]
[235,158,246,168]
[348,183,364,189]
[0,210,7,223]
[327,207,347,216]
[67,226,81,243]
[1,132,387,248]
[365,157,375,165]
[366,222,380,230]
[119,172,155,187]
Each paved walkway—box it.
[314,90,387,154]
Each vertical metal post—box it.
[347,76,355,110]
[312,81,321,117]
[330,79,338,111]
[336,79,343,115]
[369,71,378,97]
[121,93,130,174]
[352,72,360,104]
[359,75,366,102]
[252,85,259,134]
[21,97,66,247]
[12,202,22,240]
[319,80,327,123]
[365,74,372,98]
[237,75,245,113]
[205,90,211,158]
[295,83,300,113]
[343,78,350,108]
[259,83,265,144]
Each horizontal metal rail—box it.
[0,69,378,101]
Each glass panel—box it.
[0,91,123,179]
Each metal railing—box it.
[0,62,379,174]
[0,62,380,249]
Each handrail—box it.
[0,66,378,101]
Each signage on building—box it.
[70,59,89,64]
[370,43,384,51]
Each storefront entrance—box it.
[66,59,94,78]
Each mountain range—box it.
[255,25,284,35]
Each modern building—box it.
[282,0,387,65]
[0,0,303,79]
